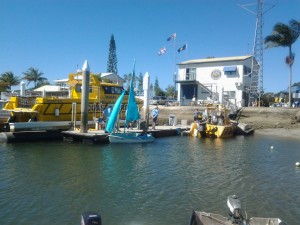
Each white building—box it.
[176,55,257,107]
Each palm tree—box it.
[0,71,21,91]
[123,73,133,91]
[22,67,48,88]
[264,19,300,107]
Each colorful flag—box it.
[167,33,176,41]
[178,44,187,53]
[158,47,166,56]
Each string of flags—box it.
[158,32,187,56]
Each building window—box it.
[102,86,124,94]
[186,68,196,80]
[75,84,82,93]
[243,66,251,76]
[75,84,93,93]
[225,71,236,76]
[223,66,237,76]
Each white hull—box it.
[109,132,155,143]
[191,211,285,225]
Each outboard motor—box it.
[81,212,101,225]
[227,195,245,224]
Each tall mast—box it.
[237,0,277,105]
[174,34,177,92]
[251,0,263,104]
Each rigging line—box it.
[165,51,176,76]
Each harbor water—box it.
[0,134,300,225]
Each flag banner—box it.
[178,44,187,53]
[167,33,176,41]
[158,47,166,56]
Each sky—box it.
[0,0,299,93]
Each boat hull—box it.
[190,210,286,225]
[202,123,236,138]
[109,132,155,143]
[5,97,115,123]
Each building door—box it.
[182,84,197,99]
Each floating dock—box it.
[0,125,189,143]
[62,125,189,144]
[0,130,64,143]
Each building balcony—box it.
[174,73,198,83]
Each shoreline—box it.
[254,127,300,139]
[152,105,300,138]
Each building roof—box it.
[178,55,253,65]
[54,79,69,83]
[101,72,114,77]
[101,73,124,81]
[33,85,65,92]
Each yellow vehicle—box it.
[3,73,142,123]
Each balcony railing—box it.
[174,73,197,82]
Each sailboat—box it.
[105,63,155,143]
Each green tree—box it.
[107,34,118,75]
[22,67,47,88]
[0,71,21,90]
[293,82,300,86]
[150,83,154,97]
[94,73,102,82]
[260,92,275,107]
[22,67,48,88]
[136,73,143,95]
[36,80,50,88]
[264,19,300,107]
[154,77,165,96]
[165,85,176,98]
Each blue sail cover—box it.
[105,91,125,133]
[125,67,141,123]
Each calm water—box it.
[0,134,300,225]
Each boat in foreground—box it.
[189,195,286,225]
[79,195,286,225]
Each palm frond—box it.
[289,19,300,43]
[264,20,300,49]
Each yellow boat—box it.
[3,73,142,123]
[196,103,236,138]
[204,123,236,138]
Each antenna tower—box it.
[237,0,277,105]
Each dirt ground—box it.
[147,105,300,131]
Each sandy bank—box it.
[255,128,300,139]
[147,105,300,132]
